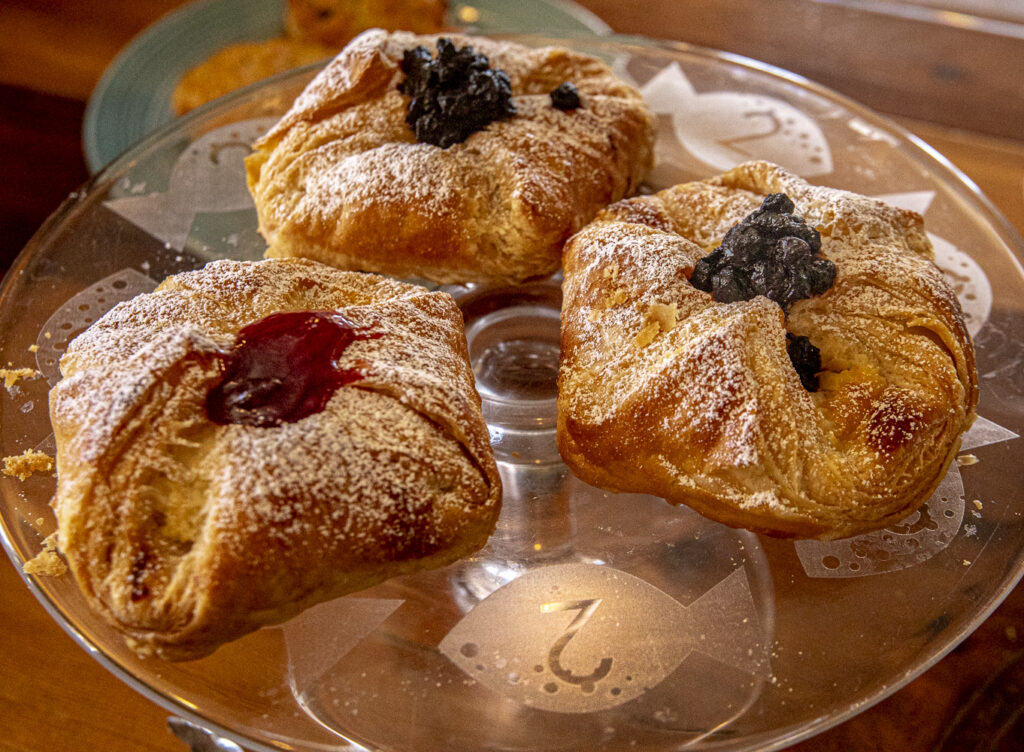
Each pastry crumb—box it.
[957,454,979,466]
[647,302,677,331]
[28,344,39,353]
[0,367,39,390]
[604,288,627,308]
[635,320,661,348]
[635,302,677,348]
[3,448,54,481]
[972,499,983,511]
[23,534,66,577]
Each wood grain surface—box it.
[0,1,1022,751]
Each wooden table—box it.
[1,1,1023,750]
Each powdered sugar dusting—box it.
[304,141,466,224]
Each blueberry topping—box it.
[691,192,836,391]
[786,333,822,392]
[398,38,516,148]
[550,82,581,110]
[690,193,835,311]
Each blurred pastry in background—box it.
[173,37,335,115]
[173,0,449,115]
[285,0,448,46]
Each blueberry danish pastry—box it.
[558,161,978,540]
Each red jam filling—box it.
[206,310,382,427]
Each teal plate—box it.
[82,0,609,172]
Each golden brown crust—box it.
[49,258,501,660]
[246,29,655,285]
[558,161,978,540]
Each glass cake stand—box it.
[2,34,1023,752]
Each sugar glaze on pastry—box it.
[246,29,654,285]
[558,161,978,540]
[49,258,501,660]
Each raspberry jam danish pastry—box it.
[558,161,978,540]
[49,258,501,660]
[246,29,654,285]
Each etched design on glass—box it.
[639,62,833,178]
[283,596,405,691]
[931,233,993,337]
[104,117,278,252]
[960,415,1020,452]
[543,599,613,691]
[874,191,993,335]
[796,417,1019,577]
[796,466,965,578]
[34,268,157,385]
[439,563,770,713]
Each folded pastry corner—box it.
[49,258,501,660]
[558,161,978,540]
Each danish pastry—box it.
[246,29,654,285]
[172,0,449,115]
[284,0,448,47]
[173,38,335,115]
[558,161,978,540]
[49,258,501,660]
